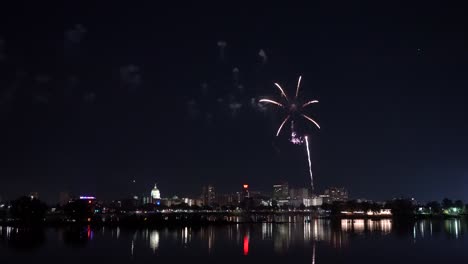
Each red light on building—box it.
[243,184,249,189]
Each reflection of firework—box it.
[260,76,320,191]
[259,76,320,144]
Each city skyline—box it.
[1,2,468,203]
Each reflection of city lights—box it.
[313,219,319,240]
[304,222,311,241]
[208,227,214,253]
[353,219,365,233]
[243,234,249,256]
[381,219,392,234]
[150,230,160,251]
[182,227,190,244]
[367,219,392,234]
[6,226,13,238]
[341,219,352,232]
[341,219,392,235]
[445,219,461,239]
[262,223,273,240]
[274,225,291,253]
[420,221,425,238]
[87,225,94,240]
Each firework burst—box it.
[259,76,320,192]
[259,76,320,144]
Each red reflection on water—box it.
[243,234,249,255]
[87,225,93,240]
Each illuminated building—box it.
[202,185,215,206]
[242,184,250,201]
[151,184,161,200]
[289,188,309,200]
[273,183,289,200]
[29,192,39,200]
[142,196,151,205]
[303,196,323,207]
[79,196,96,200]
[323,187,348,203]
[215,193,238,206]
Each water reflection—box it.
[0,226,45,249]
[149,230,159,251]
[407,219,465,241]
[1,218,468,258]
[340,219,392,235]
[262,223,273,240]
[63,226,90,247]
[243,233,249,256]
[444,219,463,239]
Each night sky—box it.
[1,2,467,204]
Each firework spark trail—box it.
[305,136,314,192]
[295,75,302,99]
[259,99,284,108]
[302,100,319,108]
[302,114,321,129]
[274,83,289,101]
[276,115,290,136]
[260,76,320,193]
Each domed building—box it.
[151,183,161,200]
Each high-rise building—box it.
[289,187,309,200]
[202,185,215,206]
[273,183,289,200]
[323,187,348,203]
[242,184,250,201]
[215,193,238,206]
[303,196,323,207]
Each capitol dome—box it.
[151,183,161,199]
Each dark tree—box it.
[10,196,48,224]
[454,200,464,209]
[370,203,382,214]
[442,198,453,209]
[426,201,442,214]
[345,200,359,212]
[140,203,157,211]
[64,200,94,222]
[386,199,414,218]
[190,205,201,211]
[359,202,372,212]
[172,202,191,210]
